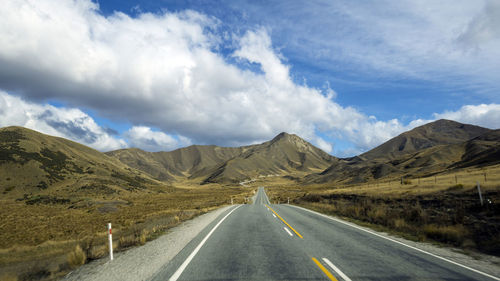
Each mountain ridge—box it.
[307,120,497,184]
[1,119,499,189]
[107,132,338,184]
[360,119,490,161]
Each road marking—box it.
[288,205,500,281]
[266,204,303,239]
[283,227,293,236]
[323,258,352,281]
[169,205,242,281]
[312,257,338,281]
[272,214,276,218]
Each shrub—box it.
[392,218,408,230]
[87,244,107,260]
[423,224,467,246]
[67,245,86,268]
[139,229,147,245]
[119,235,136,248]
[0,273,18,281]
[367,206,387,224]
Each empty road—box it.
[152,187,499,280]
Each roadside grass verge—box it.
[0,185,252,281]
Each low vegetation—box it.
[0,184,252,280]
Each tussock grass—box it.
[0,273,18,281]
[0,184,253,280]
[423,224,468,246]
[67,245,86,268]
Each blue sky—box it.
[0,0,499,156]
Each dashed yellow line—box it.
[266,204,303,239]
[312,257,338,281]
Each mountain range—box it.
[1,119,499,196]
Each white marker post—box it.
[477,182,484,206]
[288,197,290,204]
[231,197,233,205]
[108,223,113,261]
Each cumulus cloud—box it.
[0,0,408,152]
[313,137,333,153]
[0,91,126,151]
[1,0,496,157]
[124,126,192,152]
[434,104,500,129]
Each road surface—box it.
[152,187,499,280]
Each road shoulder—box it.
[63,205,234,281]
[287,204,500,279]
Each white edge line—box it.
[288,204,500,281]
[169,205,243,281]
[284,227,293,237]
[272,214,277,218]
[323,258,352,281]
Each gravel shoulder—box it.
[63,205,233,281]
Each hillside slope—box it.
[308,121,498,184]
[106,145,246,181]
[0,126,164,198]
[108,132,337,184]
[360,119,490,161]
[202,133,338,183]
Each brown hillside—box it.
[106,145,247,181]
[0,126,163,199]
[202,133,338,184]
[308,120,497,184]
[360,119,490,161]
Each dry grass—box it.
[423,224,468,246]
[0,182,253,280]
[67,245,86,268]
[318,164,500,197]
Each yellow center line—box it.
[265,204,303,239]
[312,257,338,281]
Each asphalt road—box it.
[152,187,500,281]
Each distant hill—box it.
[360,119,490,161]
[106,145,247,181]
[451,129,500,168]
[107,132,337,184]
[308,120,497,184]
[0,127,164,198]
[201,133,338,183]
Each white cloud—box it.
[0,91,126,151]
[124,126,192,152]
[434,104,500,129]
[0,0,496,158]
[0,0,407,152]
[233,0,500,96]
[313,137,333,153]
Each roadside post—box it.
[477,182,484,206]
[288,197,290,204]
[108,223,113,261]
[231,197,233,205]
